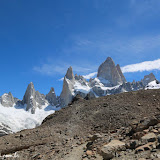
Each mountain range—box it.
[0,57,160,134]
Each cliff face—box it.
[116,64,126,83]
[46,87,57,106]
[97,57,124,86]
[60,67,75,107]
[58,57,158,107]
[141,73,156,86]
[22,82,47,114]
[1,92,15,107]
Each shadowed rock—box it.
[65,66,75,81]
[116,64,126,83]
[97,57,123,86]
[22,82,47,114]
[141,73,156,86]
[46,87,57,106]
[22,82,36,114]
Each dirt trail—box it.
[65,143,87,160]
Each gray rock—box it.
[97,57,123,86]
[100,140,126,160]
[141,133,157,143]
[22,82,47,114]
[85,91,96,100]
[142,73,156,86]
[60,67,75,107]
[1,92,15,107]
[46,87,57,106]
[116,64,126,83]
[92,86,105,97]
[35,91,46,109]
[75,74,88,86]
[22,82,36,114]
[65,66,75,81]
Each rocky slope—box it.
[1,89,160,159]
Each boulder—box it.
[141,133,157,143]
[100,140,126,160]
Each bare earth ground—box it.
[0,89,160,159]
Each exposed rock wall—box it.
[97,57,123,86]
[1,92,15,107]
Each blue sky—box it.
[1,0,160,99]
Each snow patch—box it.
[0,104,60,132]
[145,80,160,89]
[74,81,91,94]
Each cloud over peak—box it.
[121,59,160,73]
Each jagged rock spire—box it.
[116,64,126,83]
[46,87,57,106]
[65,66,74,81]
[22,82,47,114]
[97,57,123,86]
[60,67,75,107]
[22,82,36,114]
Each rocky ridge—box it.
[58,57,159,106]
[1,89,160,159]
[0,57,159,113]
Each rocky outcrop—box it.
[58,58,159,107]
[100,140,126,159]
[22,82,47,114]
[97,57,123,86]
[116,64,126,83]
[141,73,156,86]
[0,122,12,137]
[75,74,88,86]
[0,92,15,107]
[0,57,159,113]
[46,87,57,106]
[35,91,46,109]
[60,67,75,107]
[22,82,36,114]
[65,66,75,81]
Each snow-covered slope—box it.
[145,80,160,90]
[0,57,160,134]
[0,103,60,132]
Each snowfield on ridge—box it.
[0,103,59,132]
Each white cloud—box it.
[58,77,64,81]
[121,59,160,73]
[80,58,160,79]
[82,72,97,79]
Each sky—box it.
[0,0,160,99]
